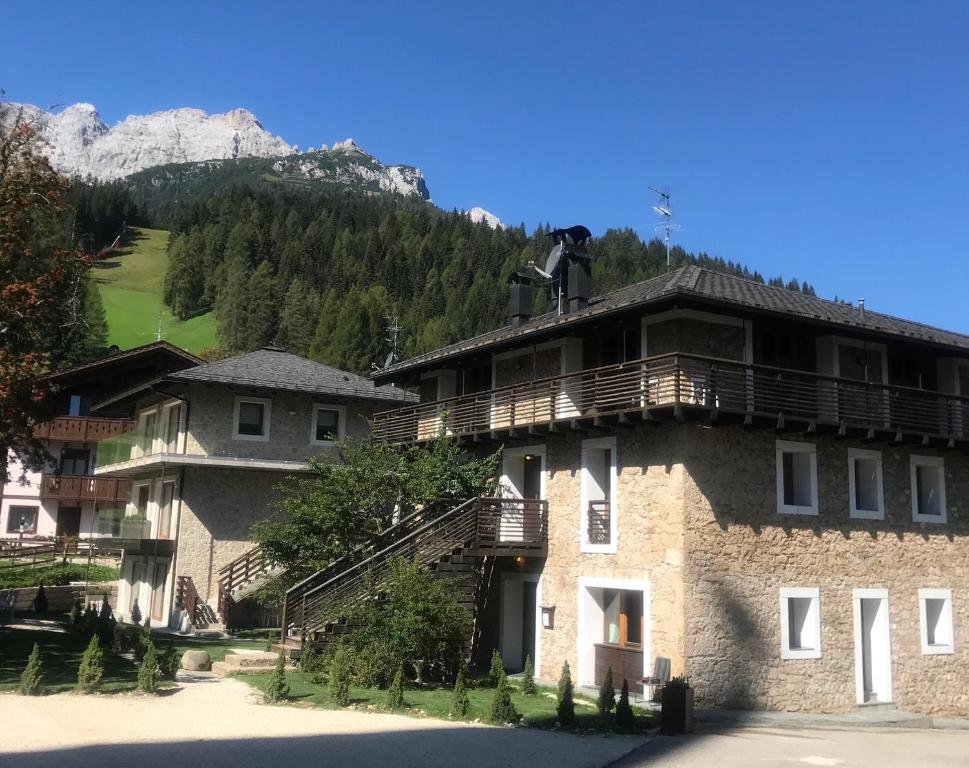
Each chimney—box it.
[566,253,592,313]
[509,272,534,327]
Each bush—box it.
[597,666,615,716]
[76,635,104,693]
[112,622,126,653]
[556,660,575,726]
[299,643,327,684]
[69,597,82,626]
[489,669,519,724]
[18,643,43,695]
[488,648,504,688]
[33,583,48,613]
[521,654,536,695]
[138,637,162,694]
[130,598,142,626]
[329,643,351,706]
[0,563,118,590]
[264,652,289,703]
[97,597,116,647]
[135,624,152,662]
[160,638,182,681]
[82,603,98,636]
[450,663,470,718]
[615,679,635,729]
[386,664,406,709]
[264,628,277,652]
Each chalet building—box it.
[91,347,411,631]
[1,342,201,542]
[363,261,969,718]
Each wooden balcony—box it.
[39,474,131,503]
[373,352,969,447]
[33,416,134,442]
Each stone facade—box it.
[645,317,746,360]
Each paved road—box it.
[0,673,645,768]
[611,726,969,768]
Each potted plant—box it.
[660,676,694,735]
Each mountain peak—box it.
[467,206,504,229]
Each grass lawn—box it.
[0,562,119,589]
[238,672,654,733]
[94,227,218,353]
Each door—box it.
[151,561,169,622]
[522,454,543,543]
[55,506,82,538]
[500,577,538,672]
[500,450,543,542]
[855,593,892,704]
[838,344,887,425]
[157,481,175,540]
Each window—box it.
[311,404,346,446]
[603,588,642,648]
[129,560,144,612]
[163,402,183,453]
[157,481,175,539]
[59,448,90,476]
[7,505,39,534]
[780,587,821,659]
[233,397,271,441]
[137,409,158,457]
[848,448,884,520]
[919,589,954,654]
[776,441,818,515]
[581,436,617,552]
[68,394,83,416]
[151,561,169,621]
[911,456,946,523]
[97,508,122,537]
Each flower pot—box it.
[660,686,694,735]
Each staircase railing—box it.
[175,575,202,626]
[217,545,272,619]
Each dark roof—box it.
[168,348,413,403]
[49,341,202,383]
[375,266,969,380]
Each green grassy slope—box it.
[93,227,218,353]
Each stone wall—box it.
[681,425,969,717]
[646,318,746,360]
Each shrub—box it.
[488,648,504,688]
[69,597,82,626]
[135,624,152,662]
[138,637,162,694]
[264,652,289,703]
[489,669,519,724]
[521,654,536,695]
[264,628,277,652]
[160,638,182,681]
[329,643,351,706]
[615,678,635,729]
[82,603,98,636]
[76,635,104,693]
[33,584,48,613]
[97,597,115,647]
[450,663,470,718]
[597,666,615,716]
[299,643,327,685]
[130,598,142,626]
[112,622,126,653]
[18,643,43,695]
[556,660,575,726]
[386,664,406,709]
[666,675,691,689]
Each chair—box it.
[641,656,671,702]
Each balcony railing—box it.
[96,430,173,468]
[587,500,611,545]
[373,352,969,445]
[39,474,131,502]
[33,416,133,442]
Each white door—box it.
[854,591,892,704]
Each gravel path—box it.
[0,673,646,768]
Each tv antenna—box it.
[155,311,164,341]
[375,315,404,370]
[649,186,682,271]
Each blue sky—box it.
[5,2,969,332]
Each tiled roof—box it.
[375,266,969,379]
[48,340,202,382]
[168,347,413,403]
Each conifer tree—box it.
[329,643,351,706]
[450,663,470,718]
[245,260,279,349]
[521,654,536,695]
[488,648,504,688]
[556,660,575,726]
[615,679,635,729]
[76,635,104,693]
[265,651,289,703]
[129,598,142,626]
[18,643,43,695]
[489,668,519,724]
[386,664,405,709]
[33,584,48,613]
[597,666,615,716]
[138,637,162,694]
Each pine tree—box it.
[450,663,470,718]
[386,664,405,709]
[329,643,351,706]
[215,256,252,352]
[615,679,635,729]
[489,668,519,724]
[245,260,280,349]
[33,583,48,613]
[82,280,108,358]
[138,637,162,694]
[130,598,142,626]
[76,635,104,693]
[488,648,504,687]
[521,654,536,695]
[264,651,289,703]
[82,603,98,636]
[18,643,43,695]
[597,666,615,716]
[556,660,575,726]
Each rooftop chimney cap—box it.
[509,271,533,286]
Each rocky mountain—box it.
[467,206,504,229]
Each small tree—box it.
[135,623,152,662]
[488,648,504,687]
[97,597,115,647]
[490,669,519,724]
[160,638,182,681]
[264,628,277,652]
[138,637,162,694]
[69,597,82,626]
[82,603,98,636]
[112,622,126,653]
[329,643,351,706]
[33,584,48,613]
[264,652,289,703]
[615,679,635,729]
[130,598,142,626]
[299,642,326,683]
[521,654,536,695]
[76,635,104,693]
[18,643,43,695]
[386,664,406,709]
[556,660,575,726]
[597,666,615,716]
[450,663,470,718]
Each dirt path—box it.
[0,673,645,768]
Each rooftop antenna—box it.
[155,311,163,341]
[649,186,682,272]
[374,315,404,370]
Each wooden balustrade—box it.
[33,416,133,442]
[217,546,271,620]
[176,575,202,626]
[39,474,131,502]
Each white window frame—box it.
[233,396,272,442]
[135,407,160,458]
[779,587,821,660]
[579,436,618,554]
[776,440,819,516]
[919,588,954,655]
[161,400,185,454]
[310,403,347,447]
[910,455,946,524]
[848,448,885,520]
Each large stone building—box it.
[363,256,969,718]
[92,347,411,630]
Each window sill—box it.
[778,506,819,517]
[913,513,947,524]
[781,647,821,660]
[232,433,270,443]
[581,542,618,555]
[849,508,885,521]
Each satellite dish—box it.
[544,242,564,277]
